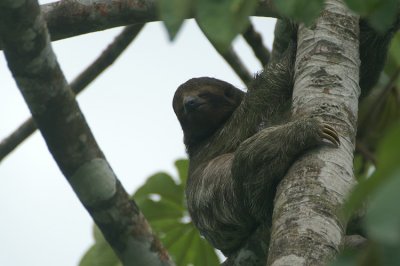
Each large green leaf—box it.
[134,172,184,206]
[345,0,398,32]
[195,0,258,51]
[161,223,219,266]
[158,0,191,40]
[273,0,324,26]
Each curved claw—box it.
[321,132,340,147]
[321,123,340,147]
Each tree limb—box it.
[41,0,157,42]
[0,1,172,265]
[267,0,359,265]
[215,46,253,86]
[0,24,143,163]
[0,0,278,50]
[242,22,270,67]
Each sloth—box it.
[173,42,339,255]
[172,17,398,256]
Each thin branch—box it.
[0,24,143,163]
[344,235,368,250]
[355,141,377,166]
[0,2,171,265]
[218,47,253,86]
[0,119,37,161]
[71,24,144,94]
[358,67,400,135]
[242,22,270,66]
[270,20,297,61]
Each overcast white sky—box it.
[0,1,276,265]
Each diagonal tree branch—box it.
[242,22,270,67]
[0,0,279,50]
[267,0,359,265]
[216,46,253,86]
[0,24,143,163]
[0,1,172,265]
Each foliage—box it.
[356,32,400,179]
[344,0,398,32]
[331,27,400,266]
[333,123,400,266]
[337,32,400,265]
[79,159,219,266]
[273,0,324,26]
[158,0,399,51]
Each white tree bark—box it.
[268,0,359,265]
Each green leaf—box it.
[373,123,400,177]
[93,225,103,243]
[175,159,189,184]
[385,32,400,87]
[158,0,191,40]
[195,0,258,51]
[166,224,219,266]
[345,0,397,32]
[273,0,324,26]
[345,0,381,15]
[344,123,400,220]
[79,226,121,266]
[134,172,184,206]
[151,217,186,235]
[137,197,184,221]
[365,170,400,245]
[330,250,358,266]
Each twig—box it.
[242,22,270,66]
[355,141,377,165]
[344,235,368,250]
[358,67,400,133]
[0,24,143,163]
[218,47,253,86]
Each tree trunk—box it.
[268,0,359,265]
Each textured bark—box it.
[0,1,172,265]
[41,0,157,42]
[267,1,359,265]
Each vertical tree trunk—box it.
[268,1,360,265]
